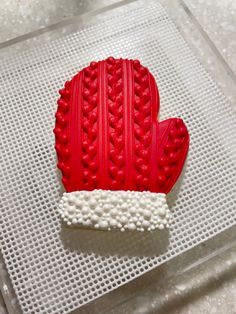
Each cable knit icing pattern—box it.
[54,57,190,231]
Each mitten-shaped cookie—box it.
[54,57,189,231]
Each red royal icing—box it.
[54,57,189,193]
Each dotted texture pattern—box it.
[1,2,236,314]
[55,58,189,194]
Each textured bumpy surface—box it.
[1,2,236,314]
[59,190,170,231]
[54,58,189,194]
[55,57,189,231]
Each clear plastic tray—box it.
[0,1,236,313]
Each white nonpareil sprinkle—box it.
[58,190,171,231]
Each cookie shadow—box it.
[58,158,190,258]
[60,224,169,258]
[166,158,188,208]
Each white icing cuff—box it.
[58,190,171,232]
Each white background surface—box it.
[0,1,236,314]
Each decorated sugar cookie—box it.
[54,57,189,231]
